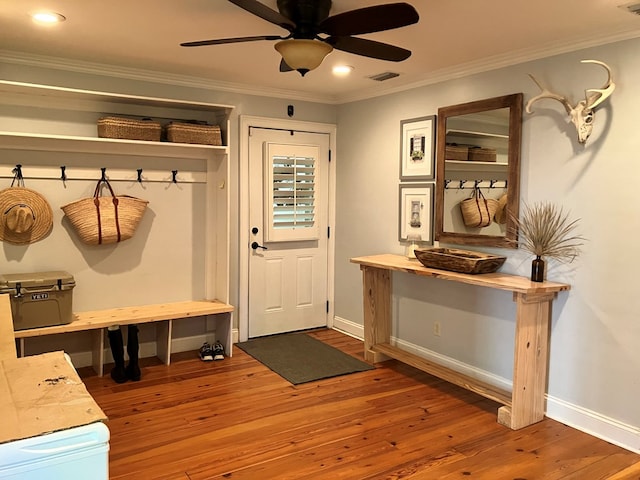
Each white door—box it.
[248,127,330,338]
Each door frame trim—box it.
[238,115,336,342]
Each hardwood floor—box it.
[80,329,640,479]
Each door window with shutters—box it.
[264,142,319,242]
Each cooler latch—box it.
[15,282,22,298]
[57,279,62,290]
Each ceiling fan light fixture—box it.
[275,39,333,76]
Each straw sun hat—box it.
[0,187,53,245]
[493,193,508,225]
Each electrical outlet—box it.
[433,321,441,337]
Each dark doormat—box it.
[236,333,374,385]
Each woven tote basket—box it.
[62,179,148,245]
[460,187,498,228]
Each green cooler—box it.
[0,271,75,331]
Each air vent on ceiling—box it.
[619,2,640,15]
[368,71,400,82]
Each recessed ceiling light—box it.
[31,11,66,24]
[332,65,354,77]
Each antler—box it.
[582,59,615,110]
[525,74,573,115]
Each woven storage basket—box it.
[97,116,161,142]
[468,147,497,162]
[459,188,499,228]
[166,122,222,145]
[61,179,148,245]
[445,144,469,161]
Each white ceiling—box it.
[1,0,639,103]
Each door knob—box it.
[251,242,268,250]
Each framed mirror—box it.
[435,93,523,248]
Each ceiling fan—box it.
[181,0,419,76]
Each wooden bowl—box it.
[414,247,506,274]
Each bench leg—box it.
[214,312,233,357]
[157,320,172,365]
[91,329,105,376]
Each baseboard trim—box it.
[332,316,364,339]
[545,396,640,454]
[331,316,640,453]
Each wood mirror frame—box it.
[435,93,523,248]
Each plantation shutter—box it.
[264,142,320,242]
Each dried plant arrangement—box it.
[509,202,585,281]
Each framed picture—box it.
[399,183,434,243]
[400,115,436,181]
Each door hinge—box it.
[326,300,329,313]
[327,226,330,238]
[328,149,332,162]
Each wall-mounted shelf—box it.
[0,79,233,116]
[0,131,226,160]
[445,128,509,155]
[0,80,233,149]
[446,129,508,140]
[445,159,508,174]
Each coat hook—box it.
[489,179,497,189]
[172,170,178,183]
[459,180,467,189]
[444,179,452,189]
[100,167,107,181]
[137,168,143,183]
[60,166,67,182]
[11,164,24,186]
[474,179,482,189]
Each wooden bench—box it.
[13,300,234,376]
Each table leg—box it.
[498,291,556,429]
[361,266,392,363]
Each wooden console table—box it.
[350,254,570,430]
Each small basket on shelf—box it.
[97,116,162,142]
[166,121,222,146]
[445,144,469,161]
[468,147,497,162]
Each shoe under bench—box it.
[13,300,234,376]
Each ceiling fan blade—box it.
[228,0,296,32]
[326,36,411,62]
[319,3,419,36]
[181,35,283,47]
[279,58,294,72]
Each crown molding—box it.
[2,27,639,107]
[0,50,338,105]
[334,28,640,104]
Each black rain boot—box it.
[125,324,141,381]
[107,326,128,384]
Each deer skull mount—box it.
[526,60,615,144]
